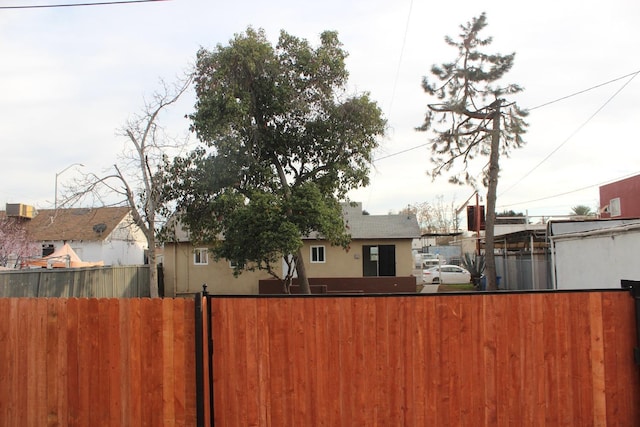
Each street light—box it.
[54,163,84,210]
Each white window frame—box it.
[310,245,326,263]
[609,197,621,217]
[193,248,208,265]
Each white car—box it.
[422,265,471,284]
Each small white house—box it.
[3,204,147,266]
[548,218,640,289]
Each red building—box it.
[599,174,640,218]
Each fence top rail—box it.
[200,287,632,300]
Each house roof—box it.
[340,203,421,240]
[167,202,421,243]
[0,206,132,242]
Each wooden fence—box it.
[0,297,197,426]
[1,291,638,426]
[206,290,640,426]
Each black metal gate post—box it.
[194,290,206,426]
[621,280,640,365]
[205,286,215,427]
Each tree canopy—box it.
[570,205,594,216]
[418,13,527,290]
[165,28,386,293]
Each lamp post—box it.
[54,163,84,210]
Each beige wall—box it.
[300,238,414,278]
[163,242,275,296]
[163,238,415,296]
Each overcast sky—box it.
[2,0,639,219]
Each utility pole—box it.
[484,99,503,291]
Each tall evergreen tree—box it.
[418,13,528,290]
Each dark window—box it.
[42,244,54,257]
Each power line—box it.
[528,70,640,111]
[374,70,640,166]
[386,0,414,120]
[0,0,168,9]
[499,71,639,197]
[373,141,427,162]
[498,170,640,210]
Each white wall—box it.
[553,229,640,289]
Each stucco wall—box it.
[164,238,415,296]
[301,239,414,277]
[553,230,640,289]
[163,242,271,296]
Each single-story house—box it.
[162,202,421,296]
[1,204,147,267]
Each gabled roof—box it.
[0,206,132,242]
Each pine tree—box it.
[418,13,528,290]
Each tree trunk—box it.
[484,101,502,291]
[148,234,159,298]
[295,248,311,294]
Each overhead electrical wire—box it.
[498,170,640,210]
[373,69,640,211]
[374,70,640,164]
[386,0,414,120]
[498,70,640,197]
[527,70,640,111]
[0,0,168,9]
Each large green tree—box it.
[166,28,386,293]
[418,13,527,290]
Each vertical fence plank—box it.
[339,296,354,425]
[421,296,437,426]
[149,299,165,426]
[96,299,111,423]
[256,298,271,427]
[307,297,325,425]
[443,295,460,426]
[171,298,186,427]
[140,299,153,426]
[66,299,80,426]
[0,299,10,423]
[411,296,427,427]
[119,298,132,426]
[46,298,65,427]
[373,297,389,424]
[602,291,621,422]
[183,298,197,427]
[15,299,29,427]
[589,292,607,426]
[456,295,473,426]
[162,298,175,426]
[106,299,122,426]
[482,294,498,426]
[572,294,594,425]
[6,299,19,427]
[241,298,260,426]
[129,298,143,426]
[85,298,100,427]
[34,299,48,426]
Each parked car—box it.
[422,265,471,284]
